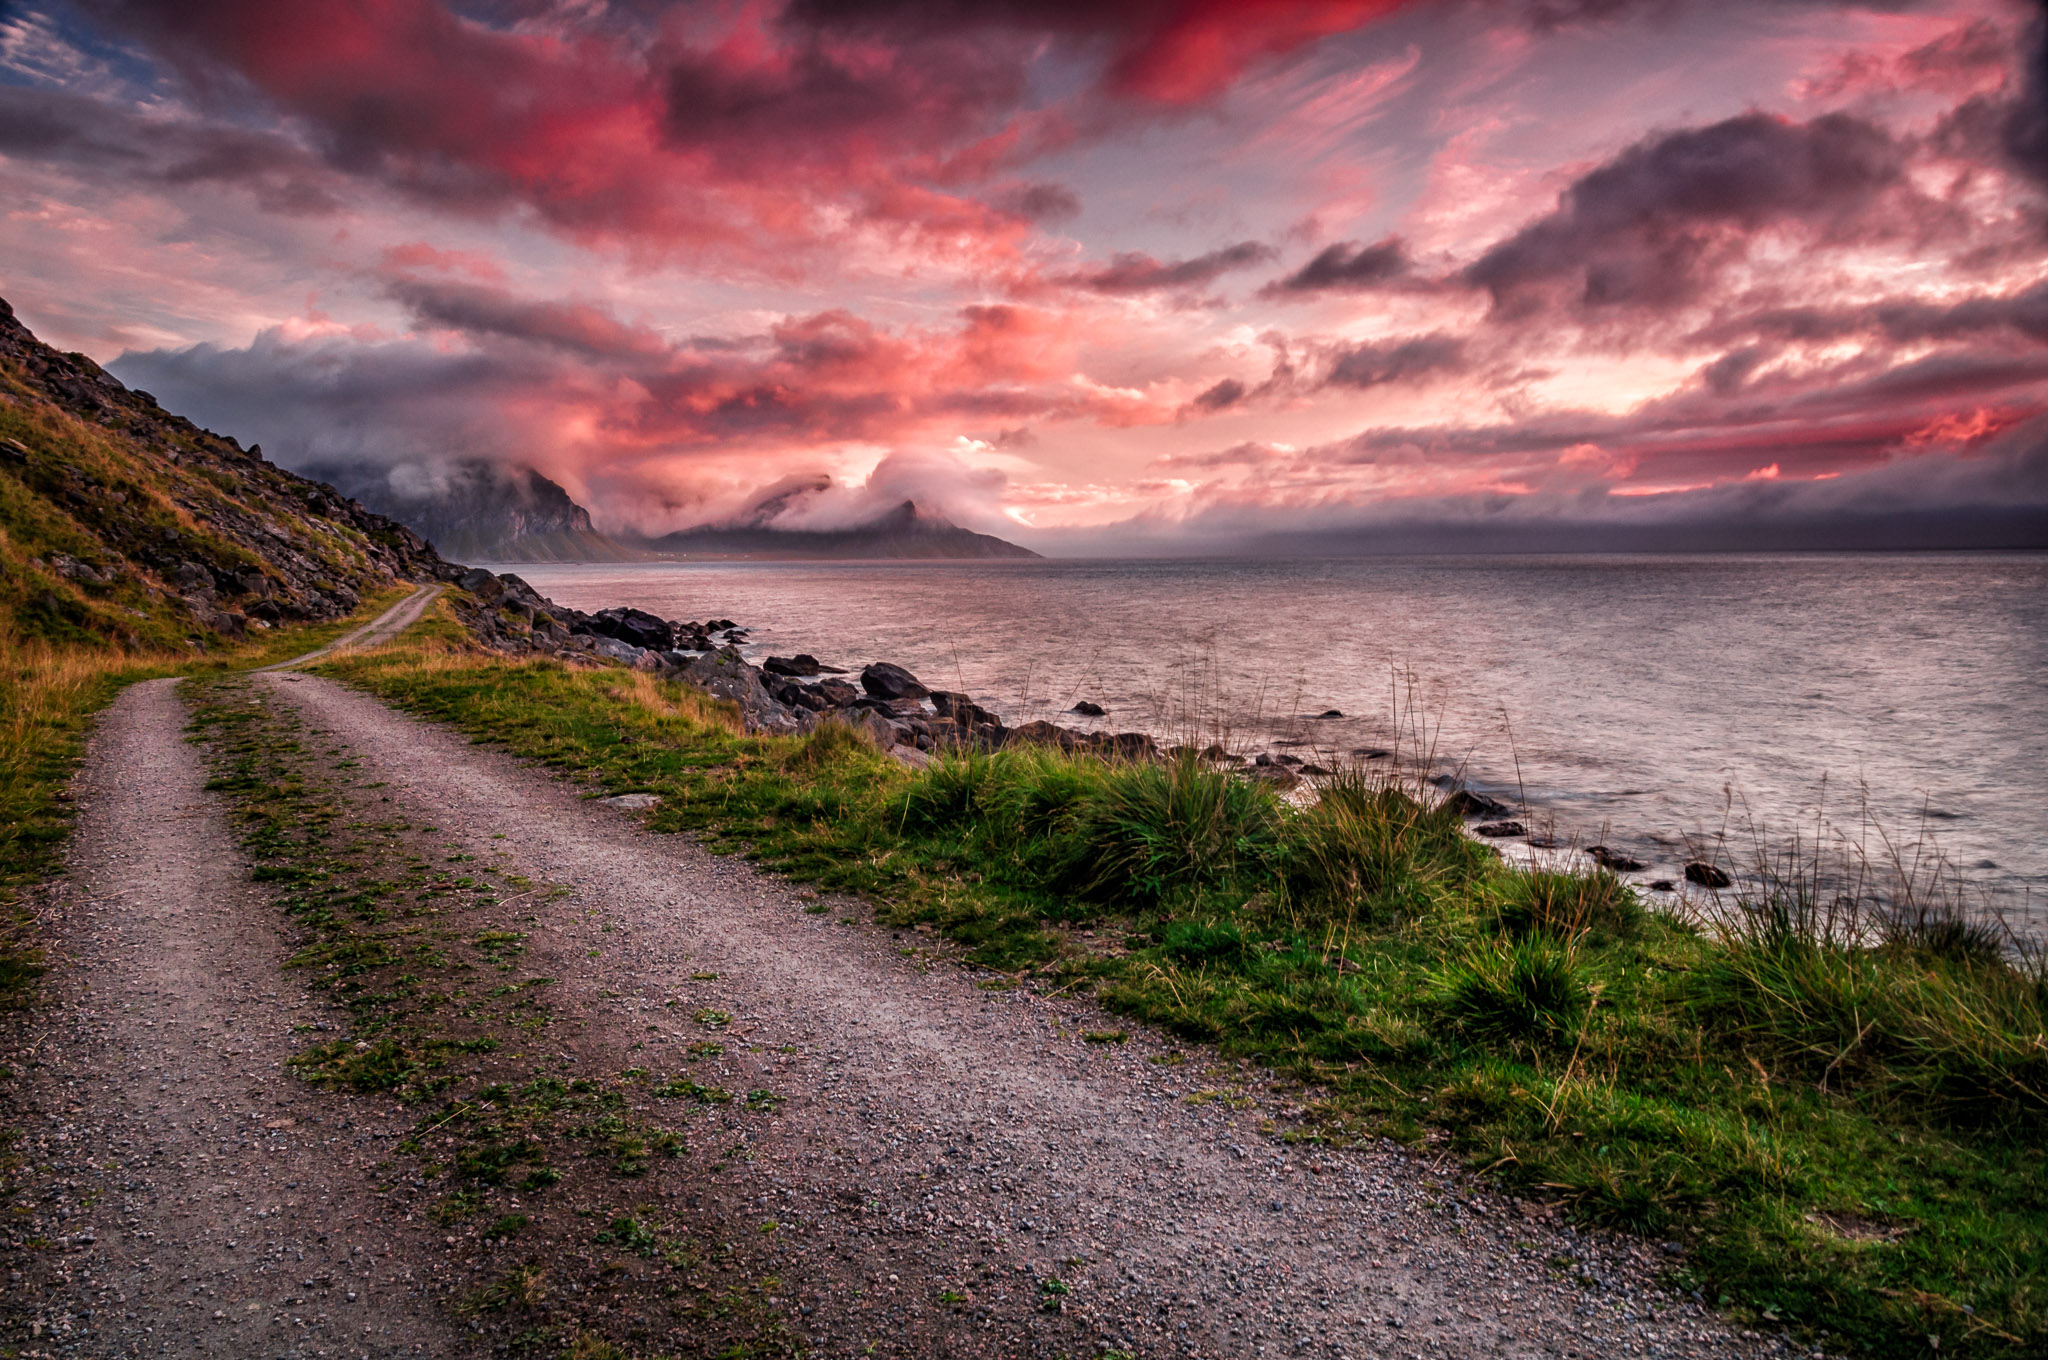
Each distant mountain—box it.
[645,498,1039,560]
[302,460,644,563]
[0,296,452,648]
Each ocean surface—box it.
[499,554,2048,925]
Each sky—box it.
[3,0,2047,552]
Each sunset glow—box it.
[5,0,2046,549]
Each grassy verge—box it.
[0,586,413,1012]
[322,628,2047,1360]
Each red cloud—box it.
[84,0,1423,270]
[785,0,1421,102]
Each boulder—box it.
[1445,789,1513,818]
[860,661,929,701]
[1352,747,1392,760]
[1313,709,1344,719]
[1526,834,1562,850]
[932,691,998,728]
[589,636,646,666]
[1474,820,1528,838]
[676,652,797,733]
[455,566,505,602]
[1068,700,1106,717]
[845,708,904,749]
[174,561,217,592]
[1007,720,1082,751]
[813,678,861,707]
[785,685,831,712]
[765,654,826,677]
[1684,861,1733,889]
[1586,845,1647,872]
[589,606,675,653]
[1092,731,1156,760]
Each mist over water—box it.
[503,554,2048,925]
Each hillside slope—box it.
[303,458,646,563]
[0,298,456,650]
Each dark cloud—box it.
[1188,377,1247,412]
[1463,111,1914,319]
[660,33,1026,170]
[1323,333,1464,389]
[1061,241,1276,294]
[382,279,670,361]
[1261,236,1410,295]
[1696,279,2048,350]
[993,181,1083,222]
[781,0,1421,102]
[2001,3,2048,189]
[0,85,343,215]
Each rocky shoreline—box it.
[451,566,1736,887]
[452,567,1182,771]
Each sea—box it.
[497,554,2048,928]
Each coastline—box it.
[464,562,2032,937]
[295,568,2048,1360]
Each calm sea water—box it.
[501,555,2048,921]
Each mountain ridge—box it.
[644,497,1040,560]
[302,459,646,564]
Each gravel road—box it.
[252,672,1802,1360]
[0,679,461,1356]
[259,585,443,671]
[2,668,1815,1358]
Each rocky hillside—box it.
[304,459,645,564]
[0,297,456,650]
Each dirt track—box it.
[258,585,443,672]
[1,664,1804,1359]
[0,679,459,1356]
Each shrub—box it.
[982,746,1098,846]
[781,716,878,772]
[1437,936,1590,1047]
[1070,751,1284,904]
[1495,867,1641,941]
[1283,768,1484,923]
[900,748,994,830]
[1694,938,2048,1128]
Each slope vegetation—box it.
[0,296,451,651]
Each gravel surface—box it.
[0,679,460,1357]
[258,585,443,672]
[0,661,1822,1358]
[236,670,1809,1360]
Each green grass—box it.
[320,634,2048,1360]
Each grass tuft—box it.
[1436,935,1591,1046]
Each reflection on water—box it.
[497,554,2048,921]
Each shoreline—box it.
[305,578,2048,1360]
[456,565,2014,938]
